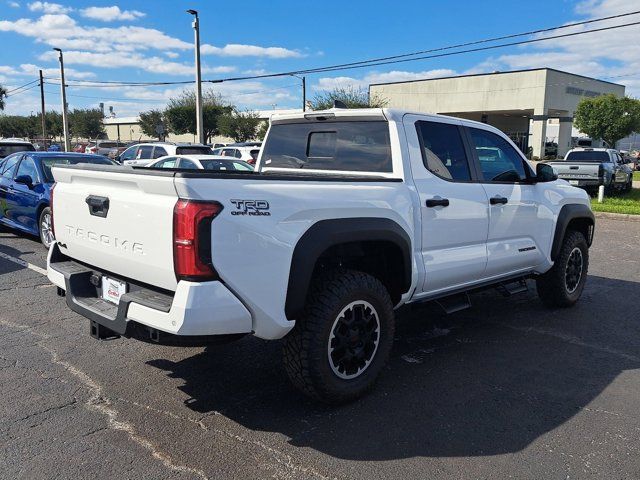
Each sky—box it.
[1,0,639,117]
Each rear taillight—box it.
[50,182,56,237]
[173,199,223,281]
[598,164,604,178]
[247,158,256,165]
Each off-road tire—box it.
[536,230,589,308]
[283,269,395,404]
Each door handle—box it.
[490,196,508,205]
[426,197,450,207]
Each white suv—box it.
[118,142,213,166]
[212,144,261,165]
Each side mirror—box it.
[536,163,558,182]
[14,174,34,187]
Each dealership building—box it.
[369,68,625,158]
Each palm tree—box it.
[0,84,6,111]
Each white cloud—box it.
[8,1,20,7]
[164,51,179,59]
[201,43,302,58]
[315,69,457,92]
[0,62,95,79]
[80,6,145,22]
[27,1,71,14]
[38,50,235,76]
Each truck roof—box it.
[270,108,507,134]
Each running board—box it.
[435,293,471,314]
[496,278,529,297]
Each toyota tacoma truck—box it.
[547,148,633,194]
[47,109,594,403]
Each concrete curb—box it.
[594,211,640,222]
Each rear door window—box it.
[15,157,39,182]
[415,121,471,181]
[178,158,198,169]
[138,146,154,159]
[262,121,392,172]
[153,147,168,159]
[1,155,21,178]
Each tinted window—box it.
[221,149,235,157]
[178,159,198,169]
[200,160,253,171]
[16,157,39,182]
[262,121,392,172]
[176,146,213,155]
[97,141,118,148]
[0,143,35,158]
[1,155,21,178]
[416,121,471,181]
[153,147,168,159]
[41,155,112,182]
[564,151,610,163]
[138,146,154,159]
[469,128,528,183]
[212,148,222,155]
[121,146,138,160]
[250,149,260,161]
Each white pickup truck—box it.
[47,109,594,403]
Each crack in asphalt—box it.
[0,318,209,480]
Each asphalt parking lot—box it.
[1,217,639,480]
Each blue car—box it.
[0,151,114,248]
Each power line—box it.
[39,10,640,88]
[6,83,40,97]
[5,79,39,95]
[218,19,640,81]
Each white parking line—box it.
[0,251,48,276]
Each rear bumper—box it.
[558,177,603,187]
[47,244,252,338]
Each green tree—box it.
[310,86,388,111]
[45,111,63,138]
[0,85,6,111]
[164,90,232,143]
[256,121,269,141]
[218,110,261,142]
[574,94,640,147]
[0,115,37,138]
[68,108,105,139]
[139,109,166,140]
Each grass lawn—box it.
[591,187,640,215]
[634,171,640,181]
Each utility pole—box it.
[187,9,204,144]
[53,48,71,152]
[290,74,306,111]
[39,69,46,142]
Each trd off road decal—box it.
[230,200,271,216]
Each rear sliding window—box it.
[262,121,392,172]
[176,146,213,155]
[565,151,610,162]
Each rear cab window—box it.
[0,143,35,158]
[261,121,392,173]
[176,146,212,155]
[565,151,611,163]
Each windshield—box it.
[261,121,392,172]
[199,159,253,171]
[176,146,213,155]
[0,143,35,158]
[41,155,113,182]
[565,151,610,163]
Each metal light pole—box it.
[187,9,204,144]
[53,48,71,152]
[290,74,306,111]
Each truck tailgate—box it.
[52,165,179,291]
[548,162,600,180]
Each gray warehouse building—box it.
[369,68,625,158]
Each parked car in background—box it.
[213,145,261,165]
[47,143,61,152]
[0,152,114,248]
[146,155,254,171]
[546,148,633,194]
[210,143,227,149]
[544,142,558,157]
[118,142,214,166]
[72,142,87,153]
[0,139,35,159]
[85,140,127,159]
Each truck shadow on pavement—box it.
[148,275,639,460]
[0,240,37,276]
